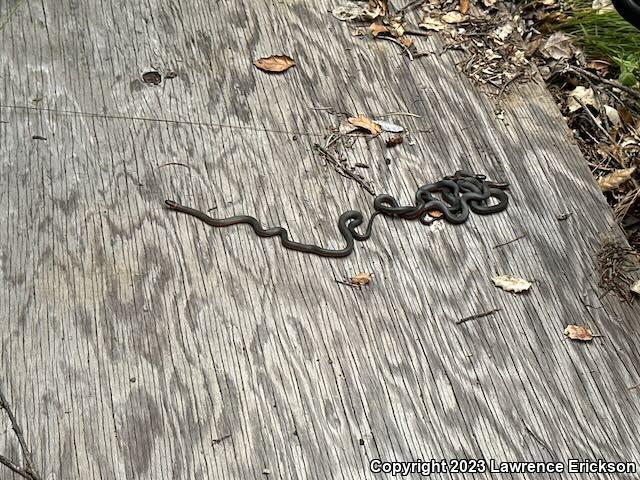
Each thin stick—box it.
[373,111,422,118]
[566,65,640,102]
[0,386,41,480]
[374,36,414,61]
[493,233,527,249]
[456,308,501,324]
[573,97,615,144]
[313,143,375,195]
[158,162,190,169]
[498,71,524,100]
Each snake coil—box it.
[165,171,509,258]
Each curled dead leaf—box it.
[398,36,414,48]
[597,167,636,192]
[567,86,597,113]
[368,0,388,16]
[491,274,532,293]
[388,16,406,37]
[369,22,389,37]
[374,119,404,133]
[253,55,296,73]
[540,32,574,60]
[441,11,466,23]
[351,272,373,286]
[419,16,446,31]
[564,325,593,341]
[348,115,382,135]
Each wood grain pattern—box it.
[1,0,639,479]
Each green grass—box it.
[558,0,640,85]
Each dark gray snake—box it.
[165,171,509,258]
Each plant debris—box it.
[253,55,296,73]
[492,274,532,293]
[564,324,595,341]
[351,272,374,285]
[517,0,640,254]
[348,114,382,135]
[597,238,640,302]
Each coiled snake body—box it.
[165,171,509,258]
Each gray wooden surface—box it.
[1,0,640,479]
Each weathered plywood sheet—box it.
[1,1,639,479]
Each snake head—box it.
[165,200,179,209]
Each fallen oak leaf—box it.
[597,167,636,192]
[253,55,296,73]
[348,115,382,135]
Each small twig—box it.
[565,65,640,102]
[493,233,527,249]
[573,97,615,144]
[157,162,190,169]
[335,279,361,288]
[313,143,375,195]
[456,308,501,324]
[373,111,422,118]
[497,71,524,101]
[0,385,41,480]
[403,28,431,37]
[374,36,414,61]
[212,433,232,445]
[523,421,556,459]
[629,383,640,390]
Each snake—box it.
[165,171,510,258]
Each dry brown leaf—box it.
[564,325,594,341]
[419,16,446,31]
[427,210,444,218]
[459,0,470,14]
[368,0,388,16]
[399,36,414,48]
[441,11,466,23]
[540,32,574,60]
[491,274,532,293]
[351,272,373,286]
[348,115,382,135]
[369,22,389,37]
[386,136,403,147]
[597,167,636,192]
[388,16,406,37]
[253,55,296,73]
[567,86,597,113]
